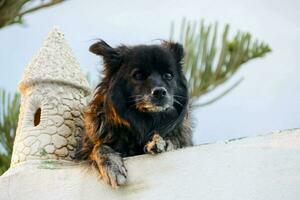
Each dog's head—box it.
[90,40,188,138]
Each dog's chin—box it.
[137,103,172,113]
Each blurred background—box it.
[0,0,299,148]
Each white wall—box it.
[1,129,299,200]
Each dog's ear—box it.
[89,40,122,73]
[162,41,184,63]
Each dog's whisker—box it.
[174,99,183,107]
[127,99,142,103]
[127,97,145,103]
[128,95,144,99]
[173,95,187,99]
[129,101,145,109]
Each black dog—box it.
[76,40,193,188]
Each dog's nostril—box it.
[152,87,167,98]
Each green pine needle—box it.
[0,89,20,175]
[170,19,271,106]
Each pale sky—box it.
[0,0,299,144]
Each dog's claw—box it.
[98,154,127,188]
[144,133,167,154]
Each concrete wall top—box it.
[1,128,299,200]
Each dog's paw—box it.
[144,133,167,154]
[98,153,127,188]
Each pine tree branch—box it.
[0,0,66,29]
[171,19,271,106]
[193,77,244,107]
[18,0,66,17]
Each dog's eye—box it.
[133,70,146,80]
[163,73,173,80]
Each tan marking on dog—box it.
[107,101,130,127]
[144,133,167,154]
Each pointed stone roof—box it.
[19,27,91,95]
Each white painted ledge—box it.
[1,129,300,200]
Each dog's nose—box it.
[151,87,167,99]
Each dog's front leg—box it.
[91,143,127,188]
[144,132,177,154]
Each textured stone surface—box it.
[52,134,68,149]
[10,27,90,166]
[11,83,88,165]
[44,145,55,154]
[38,134,52,147]
[1,129,300,200]
[52,115,65,127]
[58,125,72,137]
[55,147,69,157]
[18,27,90,94]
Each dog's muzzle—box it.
[136,87,172,112]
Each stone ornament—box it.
[11,27,91,166]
